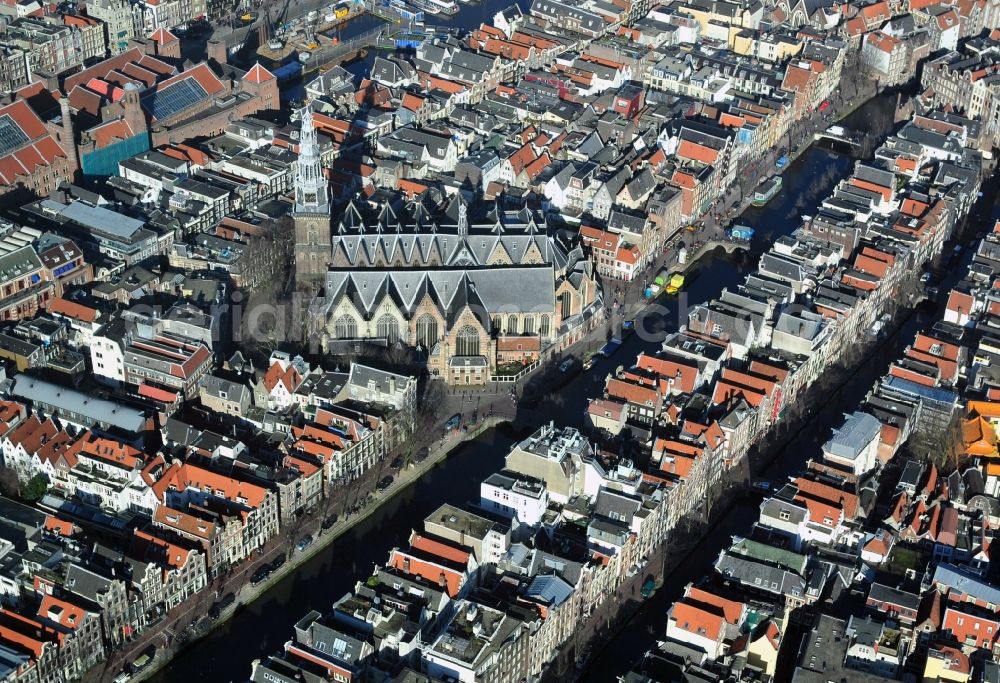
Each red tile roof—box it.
[47,298,98,323]
[263,360,303,394]
[942,606,998,649]
[245,62,276,84]
[409,532,472,565]
[43,515,74,538]
[150,27,179,45]
[687,587,743,625]
[677,139,719,164]
[670,601,724,641]
[0,100,66,186]
[635,352,698,393]
[37,595,86,631]
[153,462,268,508]
[87,119,135,150]
[607,377,659,407]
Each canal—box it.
[150,88,899,682]
[576,91,924,682]
[146,429,514,682]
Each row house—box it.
[127,529,208,614]
[579,225,641,282]
[290,406,386,484]
[388,531,477,599]
[63,563,136,647]
[921,38,1000,146]
[34,594,106,680]
[54,436,160,514]
[151,495,247,579]
[0,415,77,489]
[152,463,281,563]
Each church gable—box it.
[448,243,478,267]
[487,240,513,266]
[409,292,445,339]
[327,296,363,332]
[522,240,544,265]
[447,307,489,344]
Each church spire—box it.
[457,199,468,236]
[294,102,329,215]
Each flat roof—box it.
[10,376,146,432]
[56,201,146,240]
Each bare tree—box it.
[237,216,297,361]
[0,467,21,498]
[282,510,310,560]
[920,410,965,473]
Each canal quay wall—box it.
[142,94,892,683]
[570,131,988,683]
[122,415,508,683]
[579,155,1000,683]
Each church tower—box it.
[293,103,332,291]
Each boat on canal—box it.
[407,0,458,14]
[752,176,782,206]
[665,273,685,295]
[640,576,656,599]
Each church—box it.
[291,108,603,384]
[292,103,333,289]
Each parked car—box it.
[415,446,429,463]
[321,514,338,530]
[641,576,656,599]
[296,535,313,552]
[390,455,404,470]
[559,357,576,373]
[377,475,394,491]
[582,356,597,372]
[209,593,236,619]
[250,567,271,585]
[444,414,461,431]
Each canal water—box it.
[298,0,531,84]
[150,85,898,682]
[145,429,514,682]
[578,92,908,681]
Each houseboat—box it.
[408,0,458,14]
[752,176,782,206]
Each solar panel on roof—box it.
[0,114,30,157]
[141,77,208,121]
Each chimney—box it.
[59,95,79,178]
[121,83,147,141]
[207,39,228,65]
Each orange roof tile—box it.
[410,532,471,564]
[670,601,724,641]
[244,62,276,84]
[37,595,86,631]
[47,297,98,323]
[43,516,74,538]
